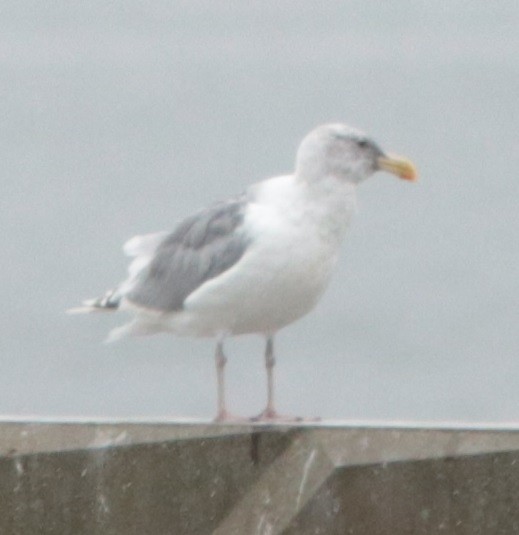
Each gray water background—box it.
[2,1,518,421]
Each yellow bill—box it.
[377,153,418,182]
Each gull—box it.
[68,123,417,421]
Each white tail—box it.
[66,290,121,315]
[66,304,115,314]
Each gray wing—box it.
[126,196,251,312]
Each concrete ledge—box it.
[1,420,519,534]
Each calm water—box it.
[2,1,518,421]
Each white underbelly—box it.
[164,178,355,337]
[169,231,340,336]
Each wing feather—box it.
[125,197,250,311]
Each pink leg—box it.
[214,339,229,421]
[263,336,277,418]
[252,336,321,423]
[213,338,248,422]
[252,336,283,421]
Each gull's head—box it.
[295,123,418,185]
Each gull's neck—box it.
[294,171,358,246]
[297,171,357,198]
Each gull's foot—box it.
[250,409,321,423]
[213,410,249,423]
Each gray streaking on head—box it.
[68,123,418,422]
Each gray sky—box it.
[2,1,518,421]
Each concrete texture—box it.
[1,420,519,534]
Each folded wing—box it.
[125,197,251,312]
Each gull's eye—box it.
[357,139,369,148]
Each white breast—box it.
[171,174,357,337]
